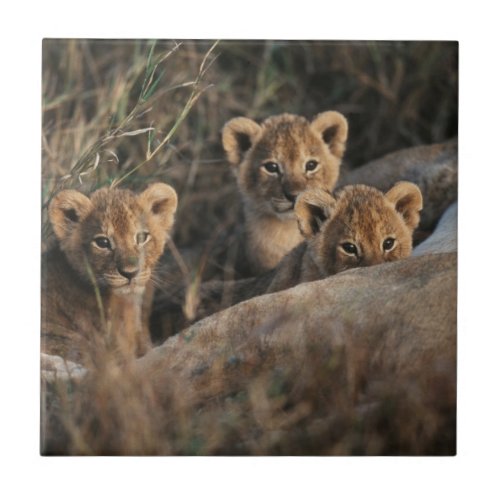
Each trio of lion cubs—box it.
[42,111,423,365]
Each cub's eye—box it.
[383,237,396,251]
[263,162,280,174]
[136,231,150,245]
[93,236,111,250]
[305,160,319,172]
[341,242,358,256]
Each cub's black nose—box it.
[117,267,139,281]
[283,189,298,203]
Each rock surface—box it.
[413,202,457,256]
[138,251,457,411]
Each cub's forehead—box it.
[257,115,323,157]
[332,185,401,232]
[336,185,387,211]
[90,187,138,212]
[87,188,145,231]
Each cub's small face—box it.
[222,112,348,218]
[49,183,177,292]
[295,182,423,275]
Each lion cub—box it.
[42,183,177,364]
[196,181,423,317]
[222,111,348,275]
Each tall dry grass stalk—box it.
[42,41,218,234]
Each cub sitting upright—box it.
[222,111,348,275]
[42,183,177,364]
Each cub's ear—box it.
[385,181,423,231]
[311,111,348,158]
[311,111,349,158]
[222,117,262,165]
[295,189,337,239]
[139,183,178,233]
[49,190,92,242]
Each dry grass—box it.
[42,39,458,245]
[41,39,458,455]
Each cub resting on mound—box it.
[42,183,177,364]
[186,181,423,322]
[222,111,348,275]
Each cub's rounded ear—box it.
[385,181,423,231]
[139,183,178,233]
[295,189,337,239]
[311,111,348,158]
[222,117,262,165]
[48,190,92,241]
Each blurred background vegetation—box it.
[42,39,458,247]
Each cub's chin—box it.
[275,209,297,221]
[112,283,146,296]
[112,283,146,295]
